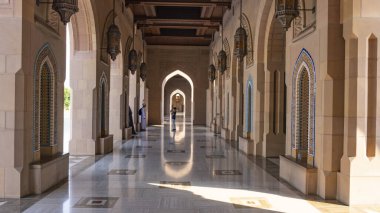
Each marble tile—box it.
[13,123,377,213]
[108,170,137,175]
[73,197,119,208]
[125,154,146,158]
[167,150,186,153]
[165,162,189,166]
[214,170,242,176]
[206,154,226,158]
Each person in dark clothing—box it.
[171,107,177,131]
[128,106,137,135]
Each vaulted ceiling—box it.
[126,0,232,46]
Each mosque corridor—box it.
[0,119,355,213]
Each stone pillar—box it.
[109,57,123,141]
[69,52,96,155]
[0,2,23,198]
[338,0,380,205]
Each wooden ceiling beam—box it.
[126,0,231,8]
[134,16,222,24]
[137,23,219,30]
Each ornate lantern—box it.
[107,24,121,61]
[218,50,227,74]
[275,0,299,31]
[234,0,247,60]
[36,0,78,25]
[128,49,138,74]
[106,0,121,61]
[208,64,216,82]
[234,27,247,60]
[140,31,148,81]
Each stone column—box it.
[338,0,380,205]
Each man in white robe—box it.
[139,103,147,131]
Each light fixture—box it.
[107,0,121,61]
[275,0,315,31]
[36,0,79,25]
[208,64,216,82]
[129,24,138,74]
[218,7,227,75]
[234,0,247,60]
[140,29,147,81]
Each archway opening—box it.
[161,70,194,124]
[246,81,253,135]
[65,0,97,155]
[169,90,186,119]
[64,25,71,153]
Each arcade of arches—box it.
[0,0,380,212]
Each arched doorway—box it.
[169,89,186,119]
[66,0,97,155]
[161,70,194,124]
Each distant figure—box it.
[139,103,147,131]
[128,106,136,135]
[171,107,177,131]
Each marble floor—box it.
[3,121,380,213]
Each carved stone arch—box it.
[223,38,231,79]
[291,49,316,165]
[213,52,218,72]
[242,14,254,68]
[137,51,143,77]
[223,38,231,69]
[71,0,97,51]
[245,75,254,133]
[99,72,109,137]
[123,36,133,77]
[100,11,117,64]
[33,44,58,154]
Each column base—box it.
[221,128,230,140]
[337,157,380,205]
[30,153,69,195]
[238,136,254,155]
[123,127,133,140]
[280,155,317,195]
[97,135,113,155]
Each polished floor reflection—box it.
[3,119,379,212]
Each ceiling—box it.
[125,0,232,46]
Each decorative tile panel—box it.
[33,44,57,152]
[291,49,316,160]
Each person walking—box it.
[139,103,147,131]
[171,107,177,131]
[128,106,137,135]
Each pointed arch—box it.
[242,13,254,68]
[99,72,109,137]
[161,70,194,124]
[245,75,254,133]
[223,38,231,69]
[169,89,186,117]
[291,49,316,165]
[33,44,58,153]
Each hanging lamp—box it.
[218,7,227,75]
[107,0,121,61]
[209,33,216,82]
[128,24,138,74]
[140,29,147,81]
[234,0,247,60]
[208,64,216,82]
[275,0,315,31]
[36,0,79,25]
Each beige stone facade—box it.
[208,0,380,206]
[0,0,379,207]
